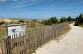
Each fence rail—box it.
[0,22,69,54]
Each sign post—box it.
[4,23,26,54]
[7,24,26,39]
[5,22,8,37]
[4,22,11,54]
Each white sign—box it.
[7,24,26,38]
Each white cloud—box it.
[10,0,42,8]
[12,0,42,8]
[0,0,42,9]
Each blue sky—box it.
[0,0,83,19]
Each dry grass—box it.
[80,25,83,27]
[0,26,5,38]
[55,25,71,41]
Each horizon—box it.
[0,0,83,19]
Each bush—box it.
[18,20,25,23]
[0,22,4,25]
[60,17,67,23]
[42,17,59,25]
[74,22,79,26]
[74,13,83,26]
[66,16,73,22]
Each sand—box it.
[32,23,83,54]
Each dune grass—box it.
[80,25,83,27]
[55,25,71,41]
[0,26,5,38]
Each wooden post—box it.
[4,22,12,54]
[5,22,8,37]
[24,21,27,54]
[5,36,11,54]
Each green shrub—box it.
[60,17,67,23]
[74,22,79,26]
[42,17,59,25]
[74,13,83,26]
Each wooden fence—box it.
[27,22,68,53]
[0,22,69,54]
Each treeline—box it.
[42,13,83,26]
[74,13,83,26]
[42,16,75,25]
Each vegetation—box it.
[42,17,59,25]
[0,13,82,37]
[55,25,71,41]
[67,16,74,22]
[60,17,67,23]
[42,16,74,25]
[74,13,83,26]
[0,22,4,25]
[18,20,25,23]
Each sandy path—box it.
[32,23,83,54]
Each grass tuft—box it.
[80,25,83,27]
[55,25,71,41]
